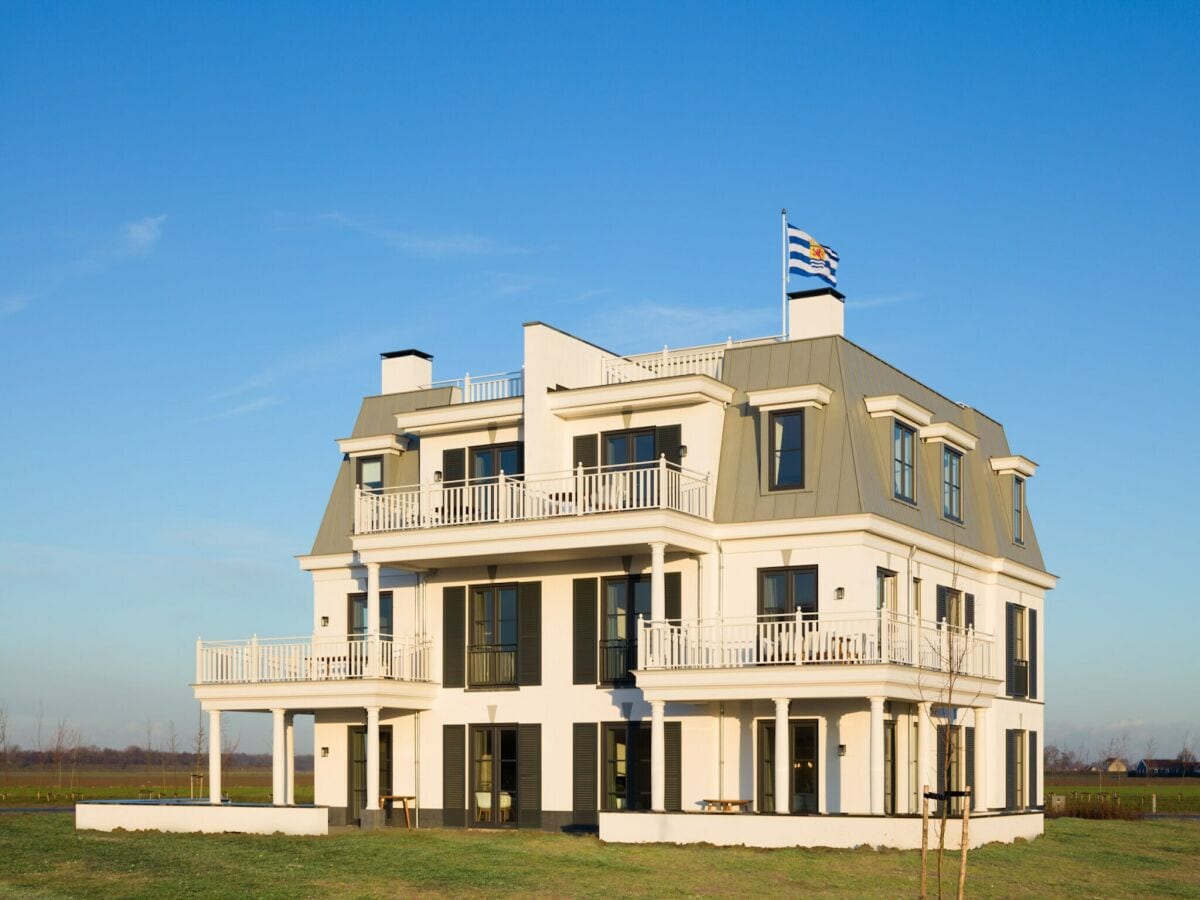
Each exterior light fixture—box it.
[679,445,688,458]
[321,747,329,758]
[838,744,847,757]
[320,616,329,627]
[835,587,845,600]
[434,470,443,482]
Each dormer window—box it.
[1013,476,1025,544]
[893,421,916,503]
[356,456,384,494]
[768,410,805,490]
[942,446,962,522]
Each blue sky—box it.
[1,3,1196,756]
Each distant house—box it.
[1134,758,1192,778]
[1103,757,1128,774]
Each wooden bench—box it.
[701,798,751,813]
[379,794,416,828]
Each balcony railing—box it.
[424,370,523,403]
[355,458,710,534]
[599,638,636,684]
[600,336,782,385]
[468,643,517,687]
[637,611,994,680]
[195,635,433,685]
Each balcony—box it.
[600,336,781,385]
[195,635,433,685]
[423,369,523,403]
[355,459,710,535]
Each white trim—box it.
[296,552,356,572]
[864,394,933,427]
[745,383,834,412]
[395,396,523,436]
[990,455,1038,478]
[919,421,978,452]
[335,434,409,456]
[546,374,735,419]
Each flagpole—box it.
[780,208,788,338]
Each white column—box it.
[918,701,933,799]
[649,542,666,621]
[869,697,885,815]
[285,712,295,805]
[208,710,222,804]
[366,706,381,813]
[973,707,987,812]
[773,698,790,814]
[272,708,287,806]
[650,700,665,812]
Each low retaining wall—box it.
[76,802,329,836]
[599,811,1042,850]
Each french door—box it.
[349,726,392,823]
[600,576,650,684]
[470,725,518,827]
[757,719,819,813]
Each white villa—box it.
[81,287,1053,847]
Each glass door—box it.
[601,576,650,684]
[349,726,392,823]
[471,725,518,827]
[757,719,819,814]
[884,719,897,815]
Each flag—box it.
[787,225,839,286]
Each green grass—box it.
[1046,776,1200,814]
[0,768,313,806]
[0,814,1198,898]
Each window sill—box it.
[465,685,520,692]
[942,515,965,528]
[891,496,919,511]
[765,485,813,495]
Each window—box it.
[600,576,651,684]
[893,421,916,502]
[603,428,656,469]
[603,723,651,811]
[1006,602,1033,698]
[348,591,393,639]
[942,446,963,521]
[877,569,898,614]
[471,443,523,482]
[1013,476,1025,544]
[1006,729,1027,810]
[356,456,384,493]
[469,584,518,687]
[471,725,518,826]
[759,567,818,619]
[768,410,805,490]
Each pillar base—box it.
[359,809,386,830]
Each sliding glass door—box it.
[470,725,518,827]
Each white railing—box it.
[424,370,523,403]
[355,457,710,534]
[637,611,993,680]
[195,634,434,685]
[601,335,783,385]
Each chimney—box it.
[380,349,433,394]
[788,288,845,340]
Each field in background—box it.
[0,813,1197,898]
[0,767,313,805]
[1046,774,1200,814]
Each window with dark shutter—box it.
[518,582,541,686]
[665,572,681,621]
[1028,730,1038,809]
[572,433,598,471]
[1005,602,1017,696]
[1028,608,1038,700]
[936,725,947,803]
[937,586,948,627]
[1005,729,1018,811]
[573,578,598,685]
[964,594,975,630]
[654,424,682,466]
[443,724,466,826]
[965,725,975,802]
[572,723,599,826]
[665,721,682,812]
[517,724,541,828]
[442,448,466,485]
[443,586,466,688]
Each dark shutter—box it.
[1005,729,1018,811]
[964,593,975,630]
[964,725,975,802]
[1005,602,1017,696]
[518,723,542,828]
[573,433,598,471]
[654,424,682,465]
[572,723,599,826]
[518,581,542,686]
[936,586,948,628]
[443,724,466,827]
[443,586,465,688]
[442,448,465,485]
[1029,731,1038,809]
[573,578,598,685]
[665,721,682,812]
[936,725,947,802]
[665,572,681,621]
[1028,608,1038,700]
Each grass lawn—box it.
[0,768,313,806]
[1046,776,1200,814]
[0,814,1197,898]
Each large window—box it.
[471,443,522,482]
[1013,476,1025,544]
[603,428,656,469]
[942,446,963,521]
[768,410,805,490]
[348,591,393,639]
[759,566,818,619]
[893,421,916,502]
[469,584,518,687]
[356,456,384,493]
[603,723,651,811]
[601,576,650,684]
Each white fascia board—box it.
[296,552,356,572]
[335,434,408,456]
[919,421,978,452]
[546,374,735,420]
[745,383,834,412]
[864,394,934,427]
[990,455,1038,478]
[395,396,523,436]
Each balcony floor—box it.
[191,678,438,712]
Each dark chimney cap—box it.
[380,349,433,361]
[787,287,845,302]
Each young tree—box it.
[0,702,9,793]
[164,721,179,794]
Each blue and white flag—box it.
[787,225,839,286]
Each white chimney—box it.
[380,349,433,394]
[788,288,845,340]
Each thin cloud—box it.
[193,396,282,423]
[586,301,779,352]
[846,290,922,310]
[120,214,167,257]
[276,211,529,259]
[0,294,30,317]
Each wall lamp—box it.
[835,587,845,600]
[838,744,847,757]
[321,747,330,758]
[434,470,443,482]
[320,616,329,627]
[679,445,688,458]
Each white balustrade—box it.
[355,457,710,534]
[637,612,993,680]
[602,345,727,384]
[196,635,433,685]
[424,370,523,403]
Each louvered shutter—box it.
[442,586,465,689]
[1005,603,1017,696]
[518,582,541,686]
[1005,729,1018,810]
[665,572,681,621]
[654,424,682,465]
[936,586,948,628]
[665,721,682,812]
[572,723,598,826]
[443,725,466,827]
[573,578,598,685]
[964,593,975,630]
[965,725,976,802]
[1029,730,1038,809]
[1028,608,1038,699]
[442,448,465,485]
[573,433,598,471]
[517,724,542,828]
[936,725,947,810]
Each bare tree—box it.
[0,702,9,793]
[144,719,156,785]
[35,701,45,786]
[51,717,73,789]
[1178,731,1196,767]
[164,721,179,794]
[1144,736,1157,788]
[67,725,83,793]
[220,715,240,783]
